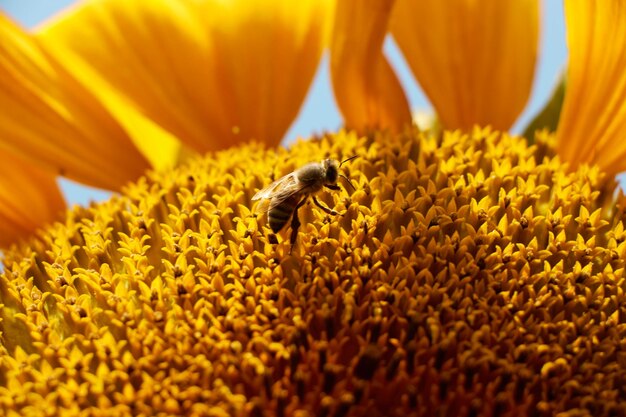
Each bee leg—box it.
[325,179,356,193]
[312,196,340,216]
[289,198,308,253]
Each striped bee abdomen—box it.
[268,194,302,233]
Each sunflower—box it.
[1,0,626,416]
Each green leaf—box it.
[523,73,566,142]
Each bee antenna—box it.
[339,155,358,167]
[339,174,356,191]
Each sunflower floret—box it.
[1,128,626,416]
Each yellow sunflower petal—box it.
[330,0,411,132]
[557,0,626,177]
[0,13,152,190]
[39,0,332,150]
[0,149,65,249]
[390,0,539,131]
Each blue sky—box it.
[0,0,568,206]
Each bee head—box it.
[323,159,340,184]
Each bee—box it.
[253,156,357,250]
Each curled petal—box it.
[39,0,332,150]
[557,0,626,177]
[330,0,412,132]
[391,0,539,130]
[0,149,65,249]
[0,13,152,190]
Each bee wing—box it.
[252,173,302,214]
[254,198,271,214]
[252,173,298,201]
